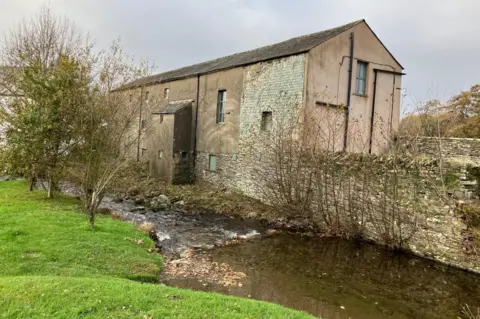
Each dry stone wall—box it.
[403,136,480,166]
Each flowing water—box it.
[166,235,480,318]
[62,186,480,318]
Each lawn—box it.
[0,180,314,319]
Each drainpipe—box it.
[137,85,144,162]
[193,75,201,179]
[343,32,355,152]
[368,70,378,154]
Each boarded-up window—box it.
[158,150,164,159]
[209,155,217,171]
[216,90,226,124]
[261,111,273,131]
[356,61,368,95]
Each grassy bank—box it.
[0,181,313,318]
[0,181,162,282]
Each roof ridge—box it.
[158,19,363,76]
[119,19,365,90]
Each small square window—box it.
[164,88,169,99]
[356,61,368,95]
[158,150,164,159]
[141,148,147,157]
[209,155,217,172]
[261,111,273,131]
[217,90,226,124]
[181,152,189,160]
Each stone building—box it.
[119,19,404,195]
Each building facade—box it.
[120,20,404,195]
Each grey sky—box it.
[2,0,479,113]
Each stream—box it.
[77,190,480,318]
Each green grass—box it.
[0,181,162,282]
[0,181,314,318]
[0,276,311,319]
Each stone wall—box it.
[195,54,307,198]
[235,54,306,198]
[195,152,239,187]
[403,136,480,166]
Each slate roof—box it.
[153,101,192,115]
[120,20,371,90]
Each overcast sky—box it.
[1,0,479,113]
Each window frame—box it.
[260,111,273,132]
[355,61,368,96]
[216,89,227,124]
[208,154,217,172]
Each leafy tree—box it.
[0,6,90,197]
[1,6,153,228]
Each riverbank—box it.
[0,180,314,319]
[109,171,480,276]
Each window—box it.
[209,155,217,171]
[261,111,273,131]
[356,61,368,95]
[145,91,150,103]
[216,90,227,124]
[141,119,147,129]
[160,115,164,124]
[181,152,189,160]
[141,148,147,157]
[164,88,169,99]
[129,94,133,103]
[158,150,164,159]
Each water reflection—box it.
[167,234,480,319]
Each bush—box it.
[459,204,480,229]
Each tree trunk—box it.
[87,190,99,228]
[89,210,95,228]
[29,175,36,192]
[47,174,54,198]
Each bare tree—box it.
[66,40,154,227]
